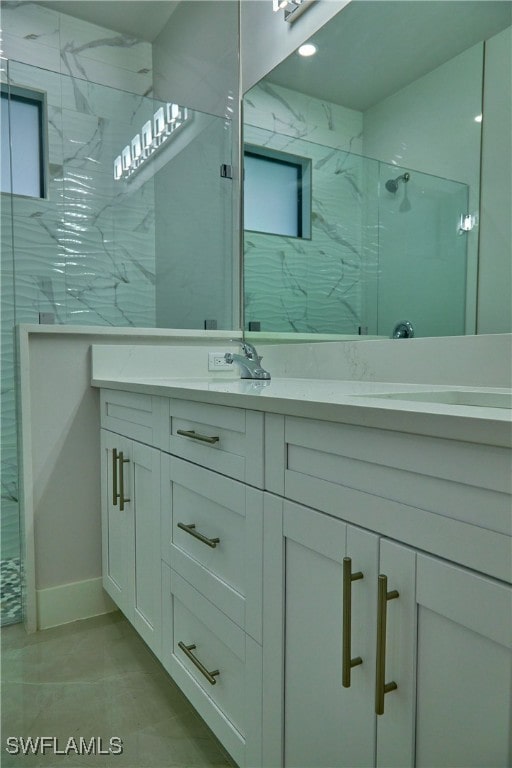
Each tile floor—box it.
[1,612,236,767]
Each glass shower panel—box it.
[6,61,64,329]
[1,62,22,625]
[243,125,469,339]
[376,162,468,338]
[59,75,158,327]
[154,110,234,329]
[6,60,233,329]
[7,61,157,328]
[1,59,234,625]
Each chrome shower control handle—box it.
[392,320,415,339]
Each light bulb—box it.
[298,43,317,57]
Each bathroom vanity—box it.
[93,360,511,768]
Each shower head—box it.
[385,172,410,193]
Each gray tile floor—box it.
[1,612,236,768]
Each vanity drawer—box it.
[167,398,264,487]
[100,389,164,445]
[161,564,262,768]
[161,455,263,640]
[266,414,512,582]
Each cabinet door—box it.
[375,539,417,768]
[101,430,161,656]
[377,543,512,768]
[413,555,511,768]
[101,429,134,619]
[283,501,379,768]
[131,441,161,657]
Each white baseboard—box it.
[36,577,117,630]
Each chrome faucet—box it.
[392,320,415,339]
[224,341,271,380]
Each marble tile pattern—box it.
[243,82,367,334]
[1,2,153,93]
[0,4,155,586]
[1,558,22,626]
[1,612,236,766]
[2,2,156,329]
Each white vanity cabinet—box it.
[262,414,512,768]
[97,382,511,768]
[99,388,264,768]
[263,496,511,767]
[160,452,264,767]
[100,428,162,657]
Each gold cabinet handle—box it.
[177,522,220,548]
[178,642,220,685]
[375,574,399,715]
[112,448,119,506]
[342,557,364,687]
[118,451,130,512]
[176,429,220,445]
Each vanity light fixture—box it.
[272,0,316,23]
[113,102,191,181]
[298,43,317,57]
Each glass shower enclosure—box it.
[0,58,234,625]
[243,126,469,338]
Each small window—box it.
[1,87,46,198]
[244,145,311,238]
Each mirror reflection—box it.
[243,1,511,339]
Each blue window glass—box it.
[244,147,311,238]
[1,91,45,198]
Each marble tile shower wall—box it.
[1,1,155,327]
[0,3,154,568]
[243,82,368,334]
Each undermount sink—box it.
[359,390,512,409]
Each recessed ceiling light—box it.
[298,43,317,57]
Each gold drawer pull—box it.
[112,448,130,509]
[178,642,220,685]
[375,574,399,715]
[342,557,363,687]
[112,448,119,506]
[177,429,220,445]
[177,522,220,548]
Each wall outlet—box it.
[39,312,55,324]
[208,352,232,371]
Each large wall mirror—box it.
[242,1,511,340]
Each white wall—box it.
[154,114,235,329]
[153,0,238,118]
[477,26,512,334]
[152,0,240,330]
[18,327,242,630]
[363,43,483,335]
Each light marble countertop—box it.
[91,375,512,448]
